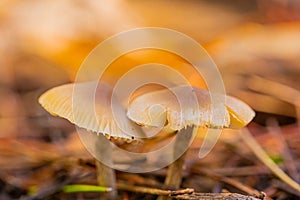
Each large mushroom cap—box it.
[127,86,255,130]
[39,82,141,141]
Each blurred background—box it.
[0,0,300,199]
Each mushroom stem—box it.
[95,160,117,199]
[164,150,188,189]
[158,126,193,200]
[95,136,117,200]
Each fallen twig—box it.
[190,167,264,199]
[117,182,264,200]
[173,192,262,200]
[116,182,194,196]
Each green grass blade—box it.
[61,184,112,193]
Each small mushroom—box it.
[128,86,255,130]
[39,81,142,199]
[127,85,255,194]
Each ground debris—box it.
[173,192,263,200]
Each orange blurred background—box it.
[0,0,299,148]
[0,2,300,199]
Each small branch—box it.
[173,192,262,200]
[117,182,262,200]
[191,167,264,199]
[117,182,194,196]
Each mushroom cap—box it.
[39,82,141,141]
[127,86,255,130]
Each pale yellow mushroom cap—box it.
[39,82,141,141]
[127,86,255,130]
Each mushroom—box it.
[127,85,255,194]
[39,81,142,199]
[39,81,255,199]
